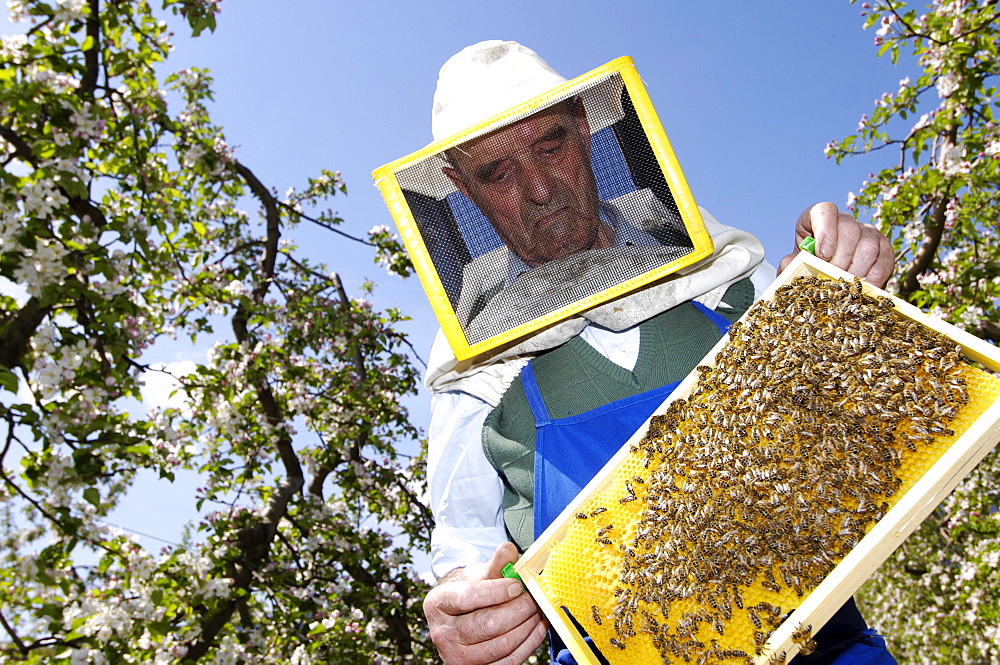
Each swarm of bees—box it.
[548,275,972,664]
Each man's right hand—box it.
[423,542,549,664]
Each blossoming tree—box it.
[827,1,1000,661]
[0,1,436,663]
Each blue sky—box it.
[5,1,918,552]
[168,0,911,369]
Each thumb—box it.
[484,541,519,580]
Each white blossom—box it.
[0,33,28,61]
[289,645,313,665]
[6,0,29,22]
[70,103,104,141]
[936,70,960,98]
[53,0,87,22]
[13,239,69,298]
[22,178,69,217]
[181,144,206,168]
[200,576,232,600]
[224,279,248,297]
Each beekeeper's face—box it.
[443,100,610,268]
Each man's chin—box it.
[533,242,593,266]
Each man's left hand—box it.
[778,202,894,289]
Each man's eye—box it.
[489,166,513,182]
[537,141,563,157]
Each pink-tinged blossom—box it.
[876,13,897,36]
[70,103,105,141]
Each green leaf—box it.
[0,369,18,394]
[83,487,100,507]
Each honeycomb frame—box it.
[514,251,1000,665]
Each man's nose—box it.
[521,159,554,205]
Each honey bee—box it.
[590,506,607,517]
[754,630,769,655]
[790,622,813,644]
[609,637,626,650]
[591,605,602,626]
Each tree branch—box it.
[184,160,306,662]
[305,272,370,500]
[0,607,27,657]
[979,320,1000,344]
[77,0,101,98]
[899,127,958,301]
[0,122,109,227]
[0,296,50,372]
[0,123,37,166]
[233,161,280,288]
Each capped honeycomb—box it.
[539,274,1000,664]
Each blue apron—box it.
[520,302,896,665]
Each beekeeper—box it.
[421,41,896,665]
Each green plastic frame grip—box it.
[800,236,817,255]
[501,562,526,590]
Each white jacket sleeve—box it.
[427,390,508,579]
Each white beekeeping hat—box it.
[431,40,568,142]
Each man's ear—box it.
[442,166,472,199]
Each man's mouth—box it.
[533,206,571,230]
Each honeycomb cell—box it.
[539,275,1000,665]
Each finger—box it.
[487,616,549,665]
[456,600,544,663]
[847,224,894,288]
[797,202,844,262]
[484,542,519,580]
[425,576,527,618]
[431,595,544,664]
[826,213,863,272]
[448,588,540,642]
